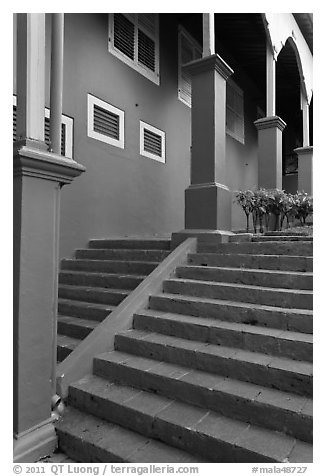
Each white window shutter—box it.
[113,13,135,61]
[226,81,245,144]
[178,28,202,107]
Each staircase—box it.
[57,238,171,362]
[56,235,313,463]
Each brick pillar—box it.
[294,146,313,194]
[254,116,286,189]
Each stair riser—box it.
[57,431,125,463]
[252,237,313,242]
[89,239,171,250]
[114,335,312,397]
[75,249,169,262]
[163,280,313,310]
[57,321,93,340]
[58,301,111,322]
[68,386,276,463]
[148,296,313,334]
[57,346,72,363]
[58,287,128,306]
[176,267,312,290]
[61,259,157,275]
[94,358,312,443]
[133,314,313,362]
[188,254,313,272]
[198,242,313,256]
[59,272,142,290]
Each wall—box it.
[58,13,192,258]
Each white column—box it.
[301,89,310,147]
[202,13,215,57]
[266,42,276,117]
[50,13,64,155]
[16,13,45,144]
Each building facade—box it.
[13,13,313,462]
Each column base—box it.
[13,419,57,463]
[294,146,313,195]
[185,182,232,230]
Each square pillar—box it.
[184,54,233,231]
[294,146,313,194]
[254,116,286,190]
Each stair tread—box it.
[95,350,312,417]
[60,270,146,279]
[59,284,130,295]
[58,314,99,329]
[166,278,313,295]
[69,374,311,463]
[155,292,313,315]
[116,329,313,375]
[57,406,205,463]
[194,252,313,259]
[58,298,116,311]
[135,308,313,343]
[57,334,81,349]
[181,264,313,277]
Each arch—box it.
[261,13,313,104]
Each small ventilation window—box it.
[87,94,124,149]
[108,13,160,85]
[140,121,165,163]
[13,95,73,158]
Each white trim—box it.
[108,14,160,86]
[140,120,165,163]
[87,94,125,149]
[13,94,74,158]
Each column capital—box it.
[294,146,313,156]
[254,115,287,132]
[13,141,85,184]
[184,53,234,80]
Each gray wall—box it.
[14,13,262,256]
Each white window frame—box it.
[178,26,202,108]
[226,79,245,144]
[87,94,125,149]
[13,95,74,159]
[140,120,165,163]
[108,13,160,85]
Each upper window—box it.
[178,27,202,107]
[226,79,245,144]
[108,14,160,85]
[13,95,74,158]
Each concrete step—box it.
[149,293,312,334]
[58,285,129,306]
[61,259,159,275]
[114,330,312,396]
[252,236,313,242]
[264,231,312,237]
[57,334,80,362]
[67,375,312,462]
[188,253,313,272]
[75,248,170,262]
[58,299,115,322]
[198,242,313,256]
[89,238,171,250]
[133,309,313,361]
[56,407,205,463]
[57,315,98,340]
[163,278,313,310]
[94,351,312,442]
[59,270,145,290]
[176,265,312,290]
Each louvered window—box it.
[108,13,159,85]
[178,27,202,107]
[13,96,73,158]
[226,80,245,144]
[87,94,124,149]
[140,121,165,163]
